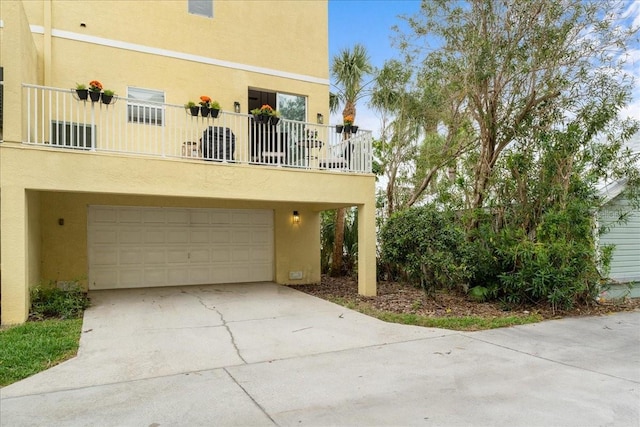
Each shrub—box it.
[30,282,90,320]
[495,203,604,311]
[380,205,471,295]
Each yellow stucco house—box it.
[0,0,376,325]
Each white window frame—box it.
[188,0,213,18]
[127,87,165,126]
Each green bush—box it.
[495,204,604,311]
[380,205,471,294]
[30,282,90,320]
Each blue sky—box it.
[328,0,640,139]
[328,0,421,131]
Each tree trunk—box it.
[330,208,346,276]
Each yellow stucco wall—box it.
[1,146,376,324]
[0,0,378,326]
[18,0,329,119]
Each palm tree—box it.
[329,43,374,276]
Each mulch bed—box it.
[289,275,640,320]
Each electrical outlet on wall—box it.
[289,271,303,280]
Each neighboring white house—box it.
[597,133,640,296]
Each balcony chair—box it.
[318,139,354,170]
[202,126,235,161]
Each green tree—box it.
[329,44,374,276]
[379,0,640,309]
[399,0,638,220]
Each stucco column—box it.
[1,186,29,325]
[357,200,377,296]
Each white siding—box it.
[599,196,640,282]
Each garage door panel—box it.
[143,210,166,223]
[252,229,270,244]
[119,209,143,223]
[231,268,251,282]
[120,249,143,264]
[232,212,251,225]
[191,230,209,243]
[232,248,250,262]
[251,247,270,262]
[89,206,273,289]
[211,211,231,224]
[144,269,167,285]
[92,269,117,287]
[120,269,143,287]
[190,249,210,263]
[144,250,166,264]
[167,229,189,244]
[167,249,189,263]
[211,230,230,243]
[211,267,232,283]
[211,248,230,263]
[167,209,189,224]
[120,229,143,244]
[190,210,210,225]
[91,207,117,223]
[92,229,118,244]
[92,248,118,265]
[232,230,251,244]
[145,230,166,244]
[189,267,210,283]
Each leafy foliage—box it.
[30,282,90,320]
[373,0,639,310]
[380,206,471,295]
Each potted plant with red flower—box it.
[199,95,212,118]
[88,80,103,102]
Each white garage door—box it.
[88,206,274,290]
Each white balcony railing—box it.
[20,84,373,174]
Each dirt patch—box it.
[289,275,640,320]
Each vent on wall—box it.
[50,121,94,149]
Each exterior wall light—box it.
[234,101,241,113]
[317,113,324,124]
[292,210,300,224]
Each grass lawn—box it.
[332,298,543,331]
[0,318,83,387]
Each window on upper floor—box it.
[188,0,213,18]
[127,87,164,126]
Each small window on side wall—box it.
[127,87,164,126]
[188,0,213,18]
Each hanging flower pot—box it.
[89,91,101,102]
[101,90,115,105]
[75,88,88,101]
[335,125,344,134]
[200,106,211,118]
[350,125,359,134]
[270,116,280,126]
[343,124,352,134]
[210,109,220,119]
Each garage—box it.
[88,206,274,289]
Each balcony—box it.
[19,84,373,174]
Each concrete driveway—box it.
[1,283,638,426]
